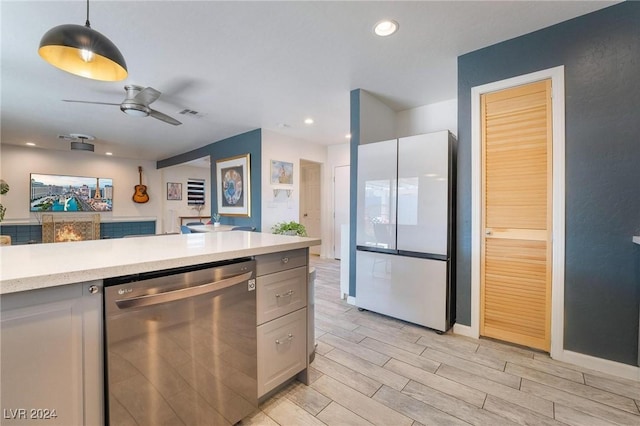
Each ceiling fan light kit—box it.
[120,85,152,117]
[70,140,95,152]
[38,0,127,81]
[69,135,95,152]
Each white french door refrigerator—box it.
[355,130,455,332]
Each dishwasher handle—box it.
[115,270,254,310]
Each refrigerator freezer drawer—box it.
[355,251,448,331]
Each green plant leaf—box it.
[271,221,307,236]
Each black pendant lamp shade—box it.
[38,1,127,81]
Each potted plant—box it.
[271,221,307,237]
[212,213,221,227]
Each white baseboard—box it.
[452,323,475,338]
[451,327,638,381]
[557,350,639,381]
[347,296,357,306]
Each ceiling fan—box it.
[63,85,182,126]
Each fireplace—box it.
[42,214,100,243]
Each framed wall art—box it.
[270,160,293,185]
[30,173,113,212]
[216,154,250,216]
[167,182,182,200]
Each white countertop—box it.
[0,232,320,295]
[634,236,640,245]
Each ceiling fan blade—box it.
[62,100,120,106]
[134,87,161,106]
[149,109,182,126]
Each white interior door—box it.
[300,160,321,256]
[333,165,350,259]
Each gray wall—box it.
[157,129,262,230]
[457,2,640,365]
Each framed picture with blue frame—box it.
[216,153,250,217]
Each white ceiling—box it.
[1,1,617,161]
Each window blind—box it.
[187,178,205,205]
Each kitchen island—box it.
[0,232,320,425]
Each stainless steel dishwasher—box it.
[104,258,257,426]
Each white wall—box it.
[261,130,329,256]
[160,162,211,233]
[326,143,350,258]
[397,98,458,138]
[327,143,350,168]
[360,90,397,144]
[0,145,162,231]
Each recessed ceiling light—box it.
[26,142,36,146]
[374,20,399,37]
[304,118,314,125]
[105,152,113,156]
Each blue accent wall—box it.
[458,2,640,365]
[0,221,155,244]
[349,89,361,297]
[157,129,262,230]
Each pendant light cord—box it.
[85,0,91,28]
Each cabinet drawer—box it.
[256,249,307,276]
[257,266,307,325]
[257,308,307,397]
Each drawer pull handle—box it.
[275,333,294,345]
[275,290,294,298]
[281,257,289,264]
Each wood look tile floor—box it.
[240,256,640,426]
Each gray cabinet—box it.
[0,282,103,425]
[255,249,308,398]
[257,307,307,396]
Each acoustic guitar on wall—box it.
[133,166,149,203]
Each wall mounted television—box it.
[30,173,113,212]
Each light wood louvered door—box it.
[480,80,552,352]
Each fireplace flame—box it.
[55,224,85,242]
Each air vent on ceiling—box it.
[178,108,204,118]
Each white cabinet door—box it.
[355,251,448,331]
[397,131,450,256]
[1,282,103,425]
[357,139,397,250]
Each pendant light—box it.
[38,0,127,81]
